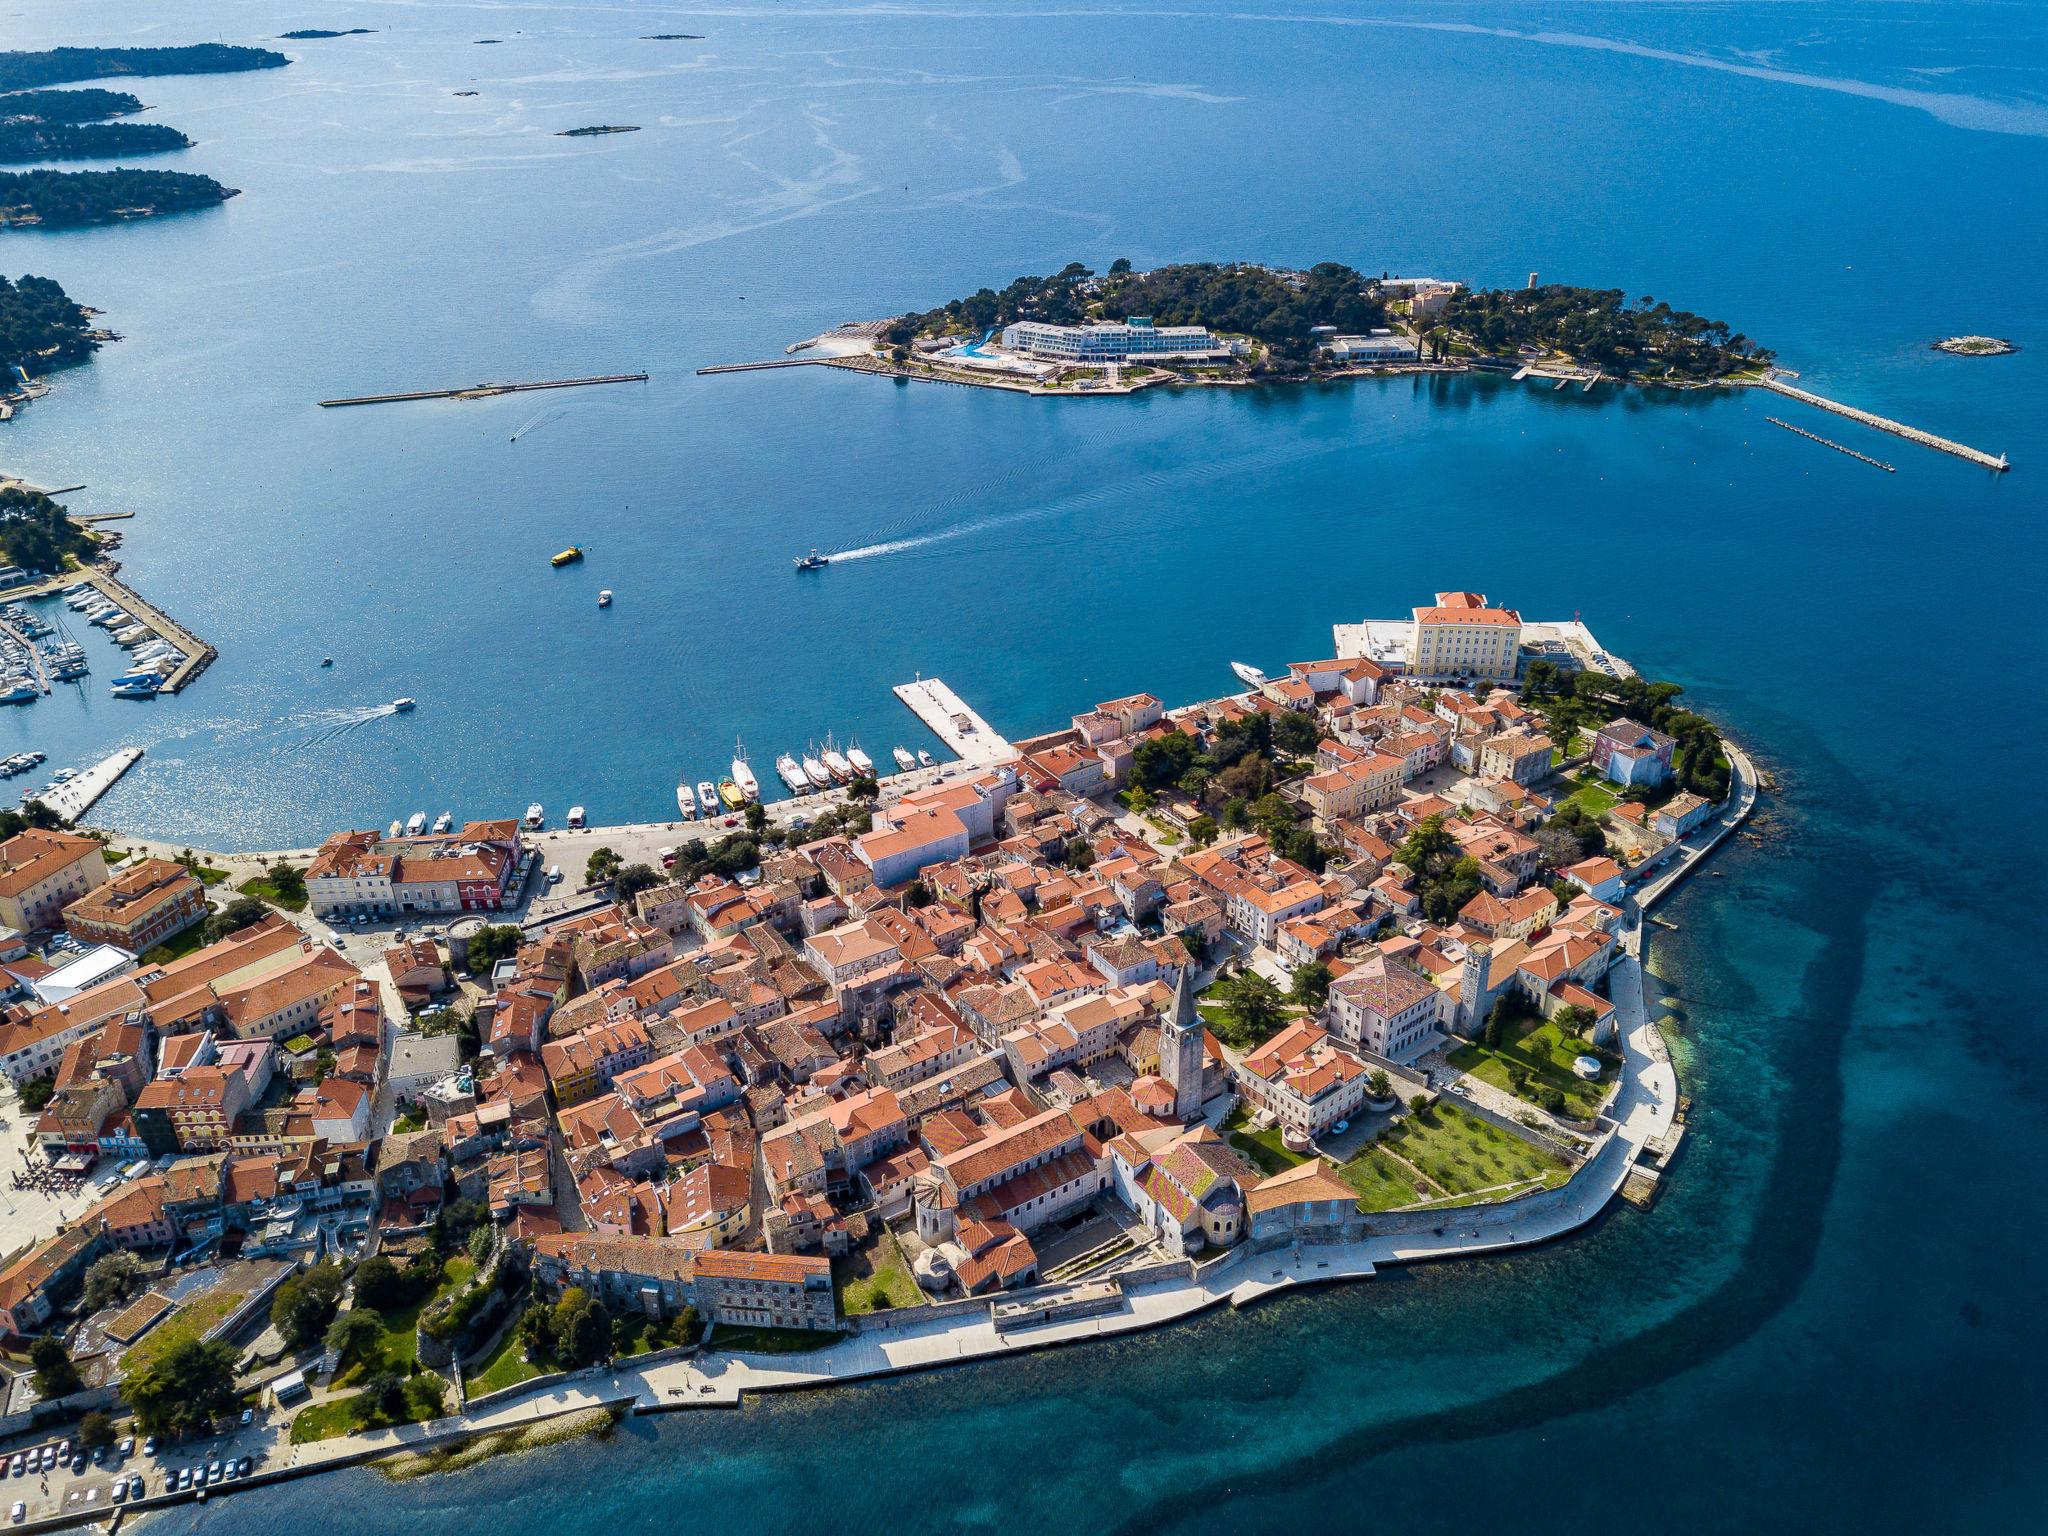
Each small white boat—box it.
[524,802,545,829]
[731,741,760,802]
[392,697,417,712]
[802,746,831,789]
[892,746,916,772]
[676,782,697,820]
[848,742,875,778]
[775,754,809,794]
[388,819,404,838]
[432,811,453,833]
[405,812,427,836]
[597,590,612,608]
[918,749,936,768]
[567,805,586,829]
[1230,660,1268,689]
[696,780,718,817]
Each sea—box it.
[5,0,2046,1530]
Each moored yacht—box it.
[847,741,874,778]
[405,812,427,836]
[892,746,916,773]
[821,735,853,783]
[775,753,809,794]
[730,740,759,802]
[917,748,936,768]
[388,819,404,838]
[432,811,453,833]
[697,780,718,818]
[1230,660,1268,689]
[717,778,743,810]
[802,746,830,789]
[676,782,698,820]
[524,802,545,829]
[567,806,586,829]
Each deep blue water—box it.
[8,0,2047,1531]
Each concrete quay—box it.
[34,747,142,821]
[894,676,1014,765]
[1754,375,2008,470]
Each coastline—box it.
[63,744,1757,1533]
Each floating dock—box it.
[318,373,648,408]
[1765,416,1895,472]
[1754,376,2008,471]
[35,747,142,821]
[893,677,1014,765]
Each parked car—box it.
[237,1457,252,1477]
[239,1408,253,1426]
[111,1483,127,1505]
[119,1438,133,1457]
[127,1476,143,1500]
[141,1437,156,1457]
[11,1499,24,1522]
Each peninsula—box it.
[0,44,288,93]
[0,167,234,228]
[0,585,1750,1525]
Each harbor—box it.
[1754,375,2009,470]
[318,374,648,408]
[0,567,216,698]
[33,746,143,821]
[893,676,1015,764]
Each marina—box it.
[0,569,215,696]
[893,676,1014,764]
[318,373,649,408]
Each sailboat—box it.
[821,734,854,783]
[676,782,698,820]
[847,740,875,778]
[802,744,831,789]
[730,739,760,802]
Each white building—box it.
[1327,332,1419,363]
[1000,318,1223,363]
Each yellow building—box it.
[1409,591,1523,682]
[0,829,109,934]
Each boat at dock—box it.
[432,811,453,833]
[676,782,698,820]
[1230,660,1268,689]
[717,778,743,810]
[821,735,854,782]
[775,754,809,794]
[551,547,584,567]
[731,741,760,802]
[388,819,404,838]
[405,812,427,836]
[848,742,875,778]
[0,679,36,705]
[697,780,718,817]
[918,749,936,768]
[567,806,587,829]
[893,746,916,772]
[524,802,545,829]
[802,746,830,789]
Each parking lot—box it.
[1,1410,290,1526]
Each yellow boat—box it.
[550,546,584,567]
[717,778,745,809]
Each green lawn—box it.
[1448,1019,1611,1119]
[1220,1105,1310,1176]
[119,1287,248,1374]
[710,1325,845,1355]
[1376,1102,1569,1200]
[140,921,211,964]
[834,1230,924,1316]
[466,1325,545,1395]
[336,1256,474,1386]
[190,864,230,887]
[103,846,130,865]
[237,875,308,911]
[1337,1147,1438,1211]
[1560,774,1619,816]
[289,1376,447,1444]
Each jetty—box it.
[1766,416,1895,472]
[893,677,1013,765]
[695,358,831,376]
[318,374,648,408]
[0,568,217,693]
[1754,376,2008,471]
[35,747,142,821]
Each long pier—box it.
[695,358,831,376]
[318,374,648,408]
[1754,376,2008,471]
[1766,416,1895,472]
[893,677,1014,766]
[36,747,142,821]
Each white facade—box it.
[1001,319,1220,362]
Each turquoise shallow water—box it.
[5,0,2046,1530]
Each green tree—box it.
[847,776,880,802]
[1553,1002,1598,1041]
[1367,1069,1392,1101]
[17,1074,54,1111]
[742,801,767,834]
[1063,838,1095,871]
[1289,959,1332,1008]
[465,924,522,975]
[352,1255,406,1311]
[1187,815,1219,848]
[552,1288,609,1367]
[204,894,269,942]
[1484,996,1517,1050]
[613,863,660,902]
[265,861,307,904]
[82,1250,146,1312]
[584,846,621,886]
[905,879,935,909]
[29,1335,80,1397]
[77,1411,115,1452]
[1223,971,1287,1044]
[323,1308,382,1365]
[121,1334,239,1435]
[1272,710,1320,757]
[271,1260,346,1347]
[467,1225,495,1268]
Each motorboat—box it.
[696,780,718,818]
[793,550,828,571]
[892,746,916,772]
[597,590,612,608]
[717,778,743,810]
[388,819,404,838]
[775,754,809,794]
[391,698,417,712]
[676,783,697,820]
[109,677,158,699]
[405,812,427,836]
[0,679,35,705]
[321,657,333,667]
[847,742,874,778]
[432,811,453,833]
[567,806,587,829]
[1230,660,1268,689]
[551,546,584,567]
[918,749,936,768]
[730,741,759,802]
[524,803,545,829]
